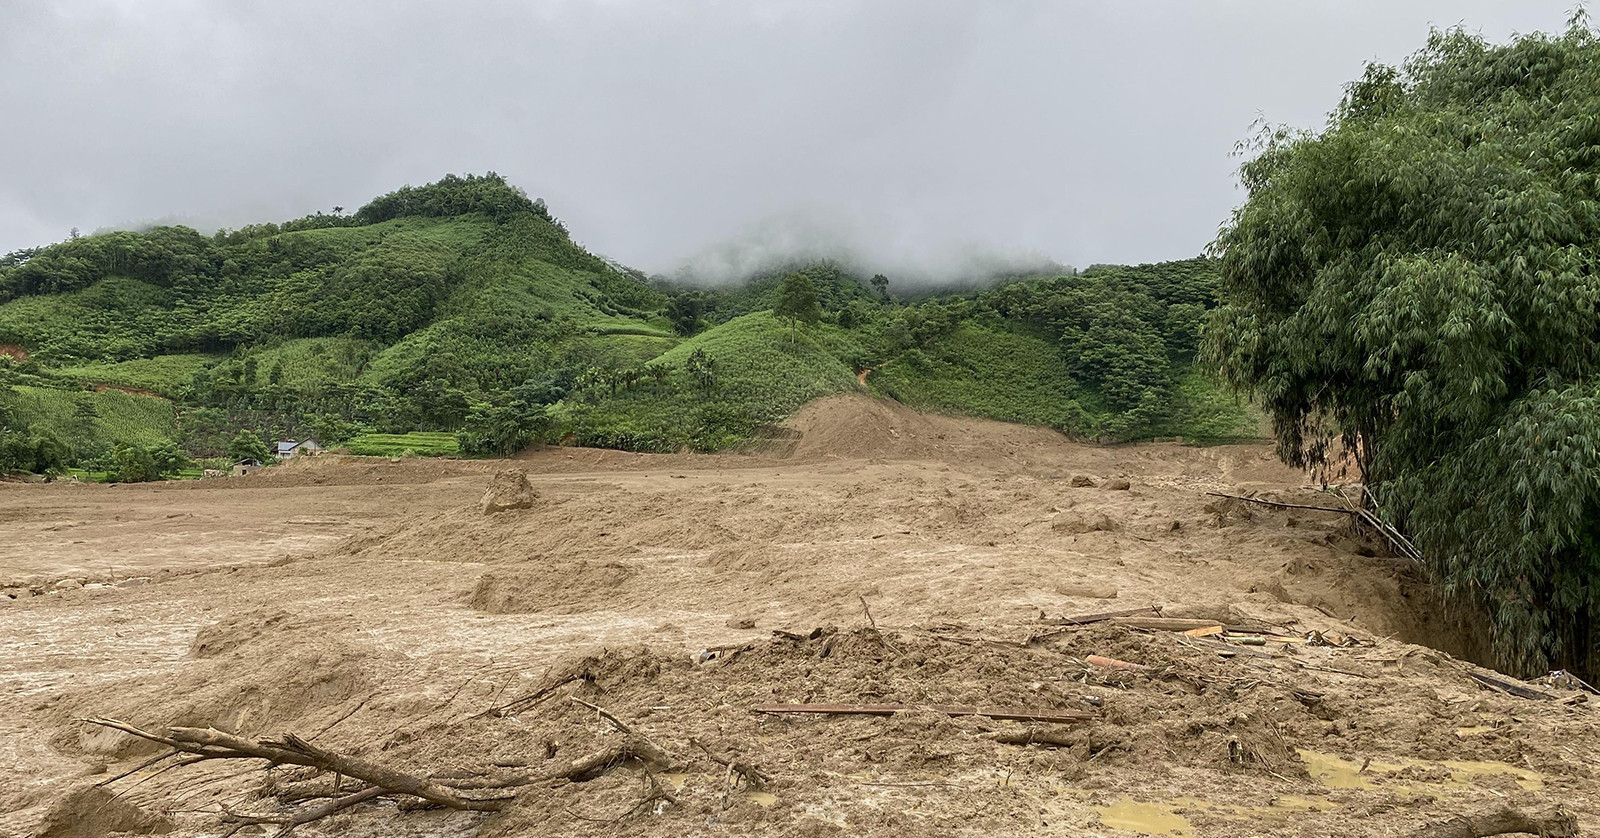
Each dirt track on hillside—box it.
[1,395,1595,837]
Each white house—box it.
[275,439,324,460]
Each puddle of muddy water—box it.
[1095,798,1194,836]
[1296,749,1541,791]
[1094,794,1338,836]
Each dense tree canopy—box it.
[1209,21,1600,676]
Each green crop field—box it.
[343,431,460,457]
[8,385,177,452]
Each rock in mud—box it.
[481,469,538,515]
[1069,474,1096,487]
[1102,478,1132,491]
[1052,513,1119,534]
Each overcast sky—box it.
[0,1,1580,280]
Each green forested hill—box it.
[0,173,1257,476]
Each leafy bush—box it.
[1209,21,1600,676]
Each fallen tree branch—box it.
[1210,490,1424,563]
[568,698,675,766]
[479,672,589,719]
[1406,804,1576,838]
[81,718,509,812]
[437,736,671,790]
[690,737,772,788]
[751,703,1092,723]
[858,595,905,655]
[1205,491,1354,515]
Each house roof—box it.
[276,438,320,454]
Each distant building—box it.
[232,458,262,477]
[275,439,324,460]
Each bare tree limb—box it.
[222,786,385,836]
[690,737,771,788]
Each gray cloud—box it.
[0,0,1577,278]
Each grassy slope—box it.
[870,323,1260,442]
[553,312,861,451]
[53,353,219,397]
[869,324,1086,428]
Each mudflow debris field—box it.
[1,396,1596,837]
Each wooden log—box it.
[1040,606,1160,626]
[1111,617,1226,632]
[1406,804,1576,838]
[751,703,1093,723]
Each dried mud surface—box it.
[1,395,1596,837]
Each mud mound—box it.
[36,786,172,838]
[482,468,538,514]
[698,541,771,572]
[471,561,640,614]
[784,394,958,460]
[63,608,385,756]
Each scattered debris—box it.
[1086,654,1148,672]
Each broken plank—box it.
[1465,671,1552,701]
[1181,636,1281,659]
[751,704,1093,723]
